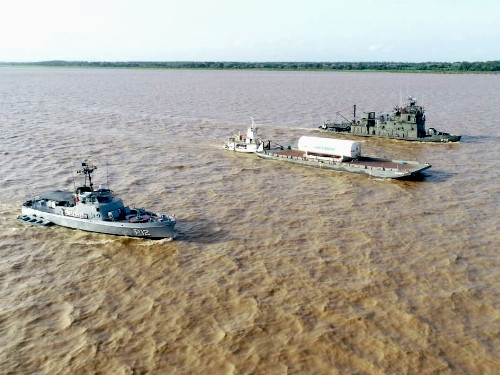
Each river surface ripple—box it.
[0,68,499,374]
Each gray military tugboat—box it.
[320,95,461,142]
[19,161,176,239]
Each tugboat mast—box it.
[77,161,97,191]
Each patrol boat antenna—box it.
[77,161,97,191]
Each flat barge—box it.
[256,136,431,179]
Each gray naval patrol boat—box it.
[320,95,461,142]
[19,161,176,239]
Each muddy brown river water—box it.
[0,67,498,374]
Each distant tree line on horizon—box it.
[3,60,500,72]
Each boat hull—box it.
[21,206,176,239]
[256,150,431,179]
[224,141,259,153]
[319,128,461,143]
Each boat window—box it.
[76,186,92,194]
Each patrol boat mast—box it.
[77,161,96,191]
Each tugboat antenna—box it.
[27,185,34,201]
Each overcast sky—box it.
[1,0,498,62]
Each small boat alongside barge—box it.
[256,136,431,179]
[224,118,262,153]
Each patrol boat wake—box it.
[19,161,176,239]
[256,136,431,179]
[320,95,461,142]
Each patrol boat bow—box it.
[19,161,176,239]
